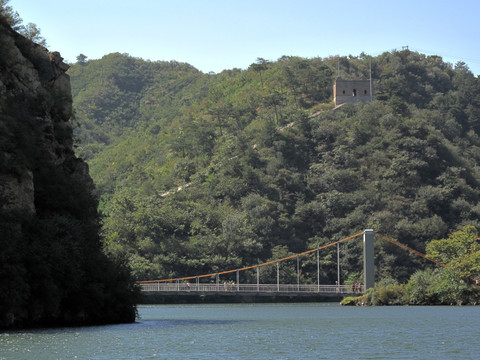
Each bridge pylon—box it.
[363,229,375,290]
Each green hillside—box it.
[69,50,480,285]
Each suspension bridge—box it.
[138,229,444,301]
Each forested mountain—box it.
[69,50,480,286]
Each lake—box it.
[1,303,479,359]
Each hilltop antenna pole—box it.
[337,59,340,78]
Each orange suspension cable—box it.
[376,233,479,282]
[376,233,446,267]
[138,232,364,284]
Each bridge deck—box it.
[139,283,363,297]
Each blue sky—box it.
[10,0,480,75]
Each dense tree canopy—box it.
[68,49,480,287]
[426,225,480,279]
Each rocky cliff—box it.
[0,17,137,329]
[0,19,90,214]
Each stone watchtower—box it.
[333,79,373,106]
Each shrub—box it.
[372,284,406,305]
[340,296,358,306]
[404,268,438,305]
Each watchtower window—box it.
[342,90,345,94]
[352,89,357,96]
[364,90,367,95]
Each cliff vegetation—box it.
[0,9,137,329]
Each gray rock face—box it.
[0,18,136,330]
[0,170,35,214]
[0,17,92,217]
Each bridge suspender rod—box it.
[138,232,363,284]
[297,255,300,291]
[317,248,320,293]
[256,265,260,291]
[277,260,280,292]
[337,241,341,288]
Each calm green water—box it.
[1,303,479,359]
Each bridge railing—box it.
[139,282,363,295]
